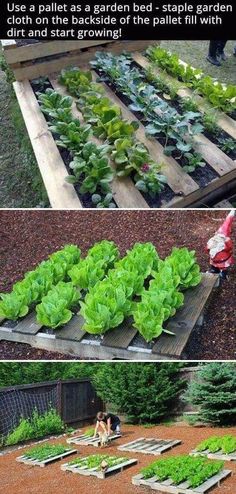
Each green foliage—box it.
[93,363,184,424]
[147,45,236,114]
[84,427,95,437]
[141,455,224,488]
[36,282,80,328]
[0,245,81,320]
[5,409,64,446]
[201,111,220,135]
[132,247,201,342]
[24,443,71,461]
[196,435,236,454]
[68,454,128,469]
[217,136,236,154]
[80,243,159,334]
[185,363,236,425]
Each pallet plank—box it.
[55,314,86,342]
[13,80,82,209]
[102,317,137,349]
[67,433,121,447]
[152,273,217,356]
[119,438,181,455]
[17,448,77,467]
[62,457,137,478]
[13,312,42,335]
[190,449,236,461]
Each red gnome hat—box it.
[217,210,235,236]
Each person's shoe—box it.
[206,55,221,67]
[218,51,227,61]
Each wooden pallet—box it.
[118,438,181,455]
[67,433,121,447]
[1,40,155,80]
[0,273,218,360]
[13,49,236,209]
[16,448,77,467]
[132,470,231,494]
[190,449,236,461]
[61,456,137,479]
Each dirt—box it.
[0,424,235,494]
[0,209,235,360]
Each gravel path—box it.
[0,424,235,494]
[0,209,235,360]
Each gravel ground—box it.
[0,209,235,360]
[0,424,235,494]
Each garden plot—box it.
[16,444,77,467]
[67,433,121,447]
[61,454,138,479]
[190,436,236,462]
[132,455,232,494]
[118,438,181,455]
[1,40,153,80]
[13,45,236,210]
[0,272,218,360]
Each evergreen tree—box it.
[93,363,185,423]
[185,363,236,425]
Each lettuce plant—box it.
[0,245,81,321]
[36,281,80,328]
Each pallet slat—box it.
[190,449,236,461]
[61,457,138,478]
[67,433,121,447]
[16,448,77,467]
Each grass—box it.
[0,49,48,208]
[160,40,236,85]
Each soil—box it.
[0,209,235,361]
[0,424,235,494]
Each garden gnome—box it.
[206,210,235,280]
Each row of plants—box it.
[0,241,201,342]
[59,67,167,198]
[196,435,236,454]
[146,67,236,160]
[68,454,128,469]
[0,244,81,321]
[5,409,64,446]
[146,45,236,115]
[37,89,115,208]
[23,443,72,461]
[141,455,224,488]
[91,52,208,174]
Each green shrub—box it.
[5,408,64,446]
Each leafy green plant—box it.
[36,281,80,328]
[217,136,236,154]
[0,245,81,320]
[92,193,116,208]
[180,98,199,113]
[84,427,95,437]
[141,455,224,488]
[201,111,220,135]
[182,152,206,173]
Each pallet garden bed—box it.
[0,272,218,360]
[16,443,77,467]
[190,436,236,462]
[67,433,121,447]
[1,40,154,80]
[12,44,236,209]
[132,455,232,493]
[61,454,138,479]
[118,438,181,455]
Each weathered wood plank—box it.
[190,449,236,461]
[61,457,137,478]
[152,273,218,357]
[16,448,77,467]
[13,312,42,335]
[102,318,137,349]
[55,314,86,342]
[13,80,82,209]
[119,438,181,455]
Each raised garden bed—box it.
[118,438,181,455]
[61,454,137,479]
[132,455,231,493]
[0,272,218,360]
[12,46,236,209]
[67,433,121,447]
[1,40,154,80]
[16,443,77,467]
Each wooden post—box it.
[57,380,63,419]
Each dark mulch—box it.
[0,209,235,360]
